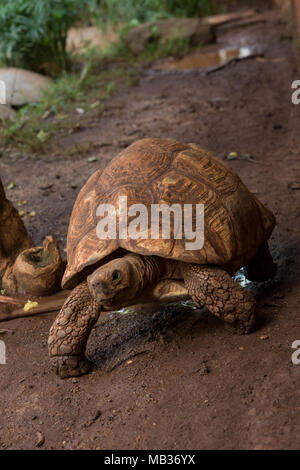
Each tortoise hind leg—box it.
[245,242,277,282]
[183,264,256,334]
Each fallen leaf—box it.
[37,130,49,142]
[87,156,99,163]
[7,180,16,189]
[36,431,45,447]
[90,101,100,109]
[227,152,238,160]
[29,211,37,217]
[23,300,39,312]
[42,110,52,120]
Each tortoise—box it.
[48,138,276,378]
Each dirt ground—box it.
[1,6,300,450]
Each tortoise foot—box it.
[226,313,256,335]
[50,355,92,379]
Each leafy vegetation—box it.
[0,0,88,75]
[0,0,223,155]
[96,0,214,25]
[165,0,213,18]
[1,63,139,154]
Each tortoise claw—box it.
[50,355,92,379]
[225,314,256,335]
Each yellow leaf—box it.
[23,300,39,312]
[37,130,49,142]
[17,200,27,206]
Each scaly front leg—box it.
[48,281,100,378]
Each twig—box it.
[0,290,70,322]
[206,54,262,75]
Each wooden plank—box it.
[205,9,258,26]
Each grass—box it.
[1,58,139,154]
[1,0,215,157]
[138,37,191,62]
[92,0,214,26]
[1,30,194,155]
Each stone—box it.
[67,26,117,52]
[0,68,51,106]
[0,104,16,120]
[126,18,215,56]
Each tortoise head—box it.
[87,254,143,309]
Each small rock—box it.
[0,68,51,106]
[0,104,16,120]
[260,335,269,340]
[195,363,209,375]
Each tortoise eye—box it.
[112,270,121,281]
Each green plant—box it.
[0,61,139,154]
[165,0,213,17]
[139,37,190,62]
[96,0,213,26]
[96,0,168,25]
[0,0,89,75]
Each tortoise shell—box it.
[62,138,275,289]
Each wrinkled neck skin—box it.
[126,253,167,293]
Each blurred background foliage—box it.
[94,0,214,24]
[0,0,224,151]
[0,0,90,73]
[0,0,216,74]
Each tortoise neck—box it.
[125,253,166,290]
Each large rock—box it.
[0,68,51,107]
[0,104,15,120]
[67,26,118,52]
[126,18,215,56]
